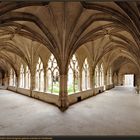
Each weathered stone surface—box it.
[0,87,140,135]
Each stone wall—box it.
[7,86,60,107]
[8,84,114,107]
[106,84,114,90]
[68,85,113,105]
[32,91,60,107]
[68,89,94,105]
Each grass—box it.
[47,82,79,95]
[47,82,59,93]
[68,84,79,94]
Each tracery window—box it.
[35,57,44,91]
[68,54,79,94]
[47,54,59,94]
[100,64,104,86]
[107,70,109,85]
[109,68,112,84]
[25,66,30,89]
[9,68,16,86]
[107,68,112,85]
[20,64,25,88]
[95,65,99,88]
[82,58,90,90]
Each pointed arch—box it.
[68,54,79,94]
[82,58,90,90]
[35,57,44,91]
[9,68,16,86]
[95,65,99,88]
[100,64,104,86]
[107,67,112,85]
[25,65,30,89]
[20,64,25,88]
[47,54,59,94]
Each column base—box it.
[135,86,140,94]
[59,105,69,112]
[58,96,69,112]
[30,89,33,97]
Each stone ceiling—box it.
[0,1,139,75]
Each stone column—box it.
[89,67,94,89]
[58,51,71,111]
[16,74,20,92]
[98,69,100,87]
[104,73,107,90]
[118,74,123,86]
[135,74,140,94]
[79,68,82,91]
[59,73,69,111]
[46,73,49,92]
[116,74,119,86]
[6,75,9,87]
[30,72,35,97]
[44,68,47,92]
[24,70,26,88]
[30,42,35,97]
[120,74,124,86]
[113,73,117,86]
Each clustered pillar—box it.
[16,73,20,92]
[59,74,69,111]
[30,72,35,97]
[89,66,94,89]
[135,75,140,94]
[104,72,107,90]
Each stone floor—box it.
[0,86,140,135]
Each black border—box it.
[0,136,140,140]
[0,0,140,139]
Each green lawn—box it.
[68,84,79,94]
[47,83,59,93]
[47,82,79,95]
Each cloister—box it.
[0,1,140,136]
[0,1,139,110]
